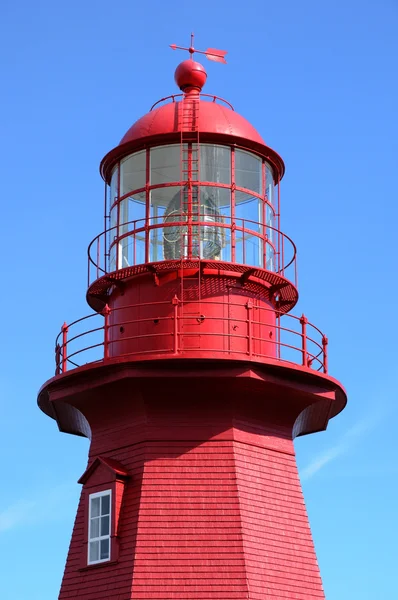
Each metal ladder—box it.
[178,92,202,340]
[179,91,200,259]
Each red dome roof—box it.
[119,98,265,146]
[101,58,285,182]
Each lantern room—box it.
[105,144,277,270]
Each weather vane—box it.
[170,33,227,64]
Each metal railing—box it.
[87,216,297,288]
[54,299,328,376]
[150,93,235,112]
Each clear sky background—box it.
[0,1,397,598]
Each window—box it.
[150,145,180,185]
[235,149,262,194]
[88,490,111,565]
[200,144,231,183]
[120,151,146,196]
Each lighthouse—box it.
[38,40,347,600]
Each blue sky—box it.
[0,0,397,598]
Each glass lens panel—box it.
[235,192,261,232]
[120,151,146,196]
[101,515,110,536]
[151,145,180,185]
[90,517,100,538]
[200,145,230,184]
[235,150,262,194]
[100,538,110,560]
[91,497,100,518]
[89,541,100,563]
[101,494,110,516]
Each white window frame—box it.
[87,489,112,565]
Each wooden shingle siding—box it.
[59,422,324,599]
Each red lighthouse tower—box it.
[39,43,346,600]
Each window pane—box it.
[89,541,99,563]
[200,186,230,218]
[235,229,263,268]
[265,164,274,206]
[151,145,180,185]
[90,517,100,539]
[151,187,183,261]
[245,235,264,268]
[151,186,182,215]
[100,538,110,560]
[197,187,230,261]
[235,192,262,232]
[110,205,117,231]
[110,166,118,204]
[120,151,146,196]
[235,150,262,194]
[200,145,230,184]
[91,497,100,518]
[266,203,275,239]
[101,515,110,536]
[101,494,110,516]
[266,244,274,271]
[119,193,146,227]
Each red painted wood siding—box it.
[59,430,324,599]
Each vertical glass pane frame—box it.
[88,489,112,565]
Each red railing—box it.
[54,299,328,376]
[150,93,234,112]
[87,216,297,288]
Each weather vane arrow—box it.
[170,33,227,64]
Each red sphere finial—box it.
[174,60,207,91]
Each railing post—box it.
[246,301,253,357]
[322,335,328,373]
[55,343,61,376]
[102,304,111,360]
[97,236,100,280]
[172,295,179,354]
[299,314,308,367]
[61,322,68,373]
